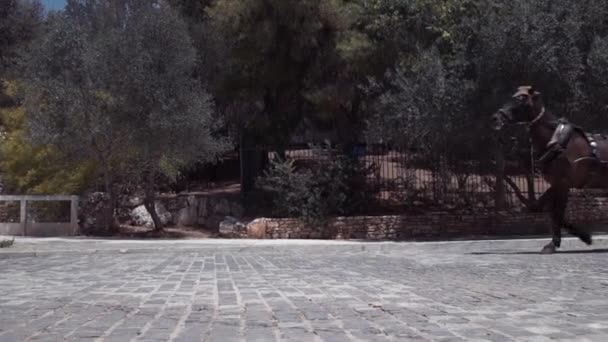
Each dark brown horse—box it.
[492,86,608,254]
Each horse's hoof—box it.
[541,245,556,254]
[580,233,593,245]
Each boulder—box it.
[127,195,144,208]
[246,218,269,239]
[176,207,197,227]
[219,216,247,238]
[219,216,237,232]
[131,203,172,228]
[176,196,198,227]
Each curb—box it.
[0,236,608,260]
[0,244,381,259]
[2,235,608,259]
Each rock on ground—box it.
[131,203,173,228]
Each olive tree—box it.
[0,0,43,78]
[21,0,230,231]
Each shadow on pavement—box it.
[469,248,608,255]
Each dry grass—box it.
[277,149,549,209]
[283,149,550,193]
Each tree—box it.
[366,48,474,155]
[0,1,97,209]
[21,0,230,231]
[0,0,43,78]
[109,0,231,230]
[204,0,398,146]
[0,81,97,195]
[20,10,126,231]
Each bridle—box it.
[510,105,546,128]
[507,105,546,171]
[525,106,546,129]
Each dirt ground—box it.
[115,225,216,239]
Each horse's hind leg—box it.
[543,187,592,254]
[565,222,592,245]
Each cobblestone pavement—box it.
[1,237,608,341]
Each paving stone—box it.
[1,238,608,341]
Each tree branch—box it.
[503,175,531,207]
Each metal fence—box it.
[243,144,551,212]
[0,195,79,236]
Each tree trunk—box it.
[144,199,163,231]
[92,136,119,233]
[144,171,163,231]
[101,164,119,233]
[240,129,269,193]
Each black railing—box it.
[241,144,551,212]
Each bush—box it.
[0,238,14,248]
[257,146,378,225]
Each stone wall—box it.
[80,191,245,233]
[252,190,608,240]
[153,193,244,230]
[82,188,608,239]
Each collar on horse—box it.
[512,106,546,128]
[526,107,546,129]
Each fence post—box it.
[20,199,27,236]
[494,148,506,210]
[70,196,79,235]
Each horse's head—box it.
[492,86,544,130]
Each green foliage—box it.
[205,0,387,145]
[257,145,378,225]
[472,0,583,109]
[97,0,231,182]
[0,0,43,76]
[0,81,96,195]
[6,0,608,219]
[0,238,14,248]
[366,48,477,158]
[366,0,608,159]
[583,34,608,128]
[20,0,232,229]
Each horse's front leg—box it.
[541,187,567,254]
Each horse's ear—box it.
[528,87,541,99]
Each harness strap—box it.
[538,118,603,165]
[586,133,600,161]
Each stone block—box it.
[247,218,269,239]
[219,216,246,238]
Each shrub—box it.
[0,238,14,248]
[257,146,378,225]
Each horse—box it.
[492,86,608,254]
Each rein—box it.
[513,107,546,128]
[527,107,546,128]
